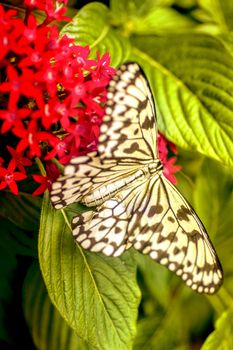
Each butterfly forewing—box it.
[98,63,157,161]
[51,62,223,294]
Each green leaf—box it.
[201,309,233,349]
[110,0,175,18]
[134,252,171,308]
[193,158,233,275]
[196,0,233,33]
[130,34,233,168]
[0,191,41,231]
[110,0,194,35]
[23,263,95,350]
[133,302,189,350]
[61,2,130,67]
[194,158,233,239]
[38,192,141,350]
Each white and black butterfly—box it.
[51,62,223,294]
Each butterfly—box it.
[50,62,223,294]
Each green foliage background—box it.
[1,0,233,349]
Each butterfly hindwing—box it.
[51,152,102,209]
[72,198,130,256]
[128,175,223,294]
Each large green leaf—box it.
[38,192,140,350]
[23,263,95,350]
[61,2,130,67]
[201,309,233,349]
[131,34,233,167]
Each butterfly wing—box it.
[72,198,130,257]
[128,175,223,294]
[51,152,101,209]
[98,62,157,161]
[72,174,223,294]
[50,149,152,209]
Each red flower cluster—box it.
[0,1,115,195]
[0,1,180,196]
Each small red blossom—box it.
[44,133,79,164]
[163,157,182,185]
[32,161,60,195]
[0,103,31,133]
[158,133,181,185]
[32,174,50,195]
[92,52,116,82]
[0,161,27,195]
[24,0,45,10]
[44,0,70,24]
[0,65,44,108]
[7,146,32,174]
[13,120,43,157]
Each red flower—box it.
[0,161,27,195]
[162,157,181,185]
[24,0,45,10]
[40,133,78,164]
[32,174,50,195]
[7,146,32,174]
[0,103,31,133]
[13,120,43,157]
[32,161,60,195]
[44,0,70,24]
[92,52,116,82]
[158,133,181,185]
[0,65,44,108]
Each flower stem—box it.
[35,157,47,176]
[51,157,64,174]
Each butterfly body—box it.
[81,159,163,207]
[51,62,223,294]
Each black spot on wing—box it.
[148,204,164,217]
[177,205,192,221]
[124,142,139,154]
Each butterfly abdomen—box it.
[82,169,145,206]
